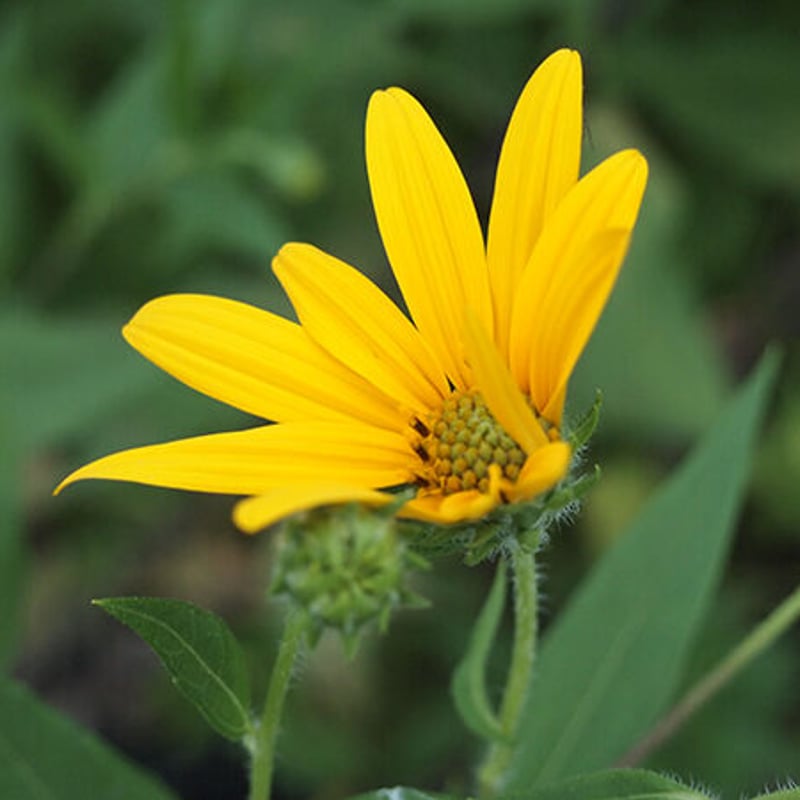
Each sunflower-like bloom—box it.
[56,49,647,533]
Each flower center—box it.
[412,391,526,495]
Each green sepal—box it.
[463,520,505,566]
[451,560,509,743]
[568,389,603,449]
[403,500,550,566]
[94,597,252,742]
[304,618,325,651]
[749,790,800,800]
[401,519,476,560]
[544,464,602,511]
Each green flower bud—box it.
[271,503,429,656]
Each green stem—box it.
[617,582,800,767]
[248,608,307,800]
[478,539,538,797]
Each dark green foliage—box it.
[0,677,178,799]
[4,0,800,797]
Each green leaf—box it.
[507,350,780,787]
[85,45,171,197]
[0,676,177,799]
[0,421,25,668]
[0,14,27,287]
[1,308,149,450]
[749,791,800,800]
[95,597,252,741]
[351,790,447,800]
[348,770,708,800]
[188,0,249,90]
[215,129,325,200]
[385,0,549,24]
[615,34,800,186]
[160,168,287,262]
[520,768,710,799]
[451,561,507,742]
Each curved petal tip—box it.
[233,485,395,534]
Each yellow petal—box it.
[233,485,395,534]
[462,312,548,453]
[366,87,492,388]
[122,294,405,430]
[509,149,648,422]
[54,422,417,496]
[537,230,631,423]
[402,464,503,524]
[402,490,498,524]
[273,243,448,413]
[505,441,571,503]
[487,49,583,357]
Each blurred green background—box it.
[2,0,799,797]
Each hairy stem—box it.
[478,538,538,797]
[248,608,307,800]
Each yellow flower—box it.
[56,49,647,533]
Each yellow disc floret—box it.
[413,391,526,495]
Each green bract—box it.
[271,503,429,655]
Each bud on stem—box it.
[271,502,429,656]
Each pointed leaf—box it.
[507,350,780,786]
[352,790,450,800]
[95,597,252,741]
[0,677,177,800]
[568,390,603,449]
[749,792,800,800]
[523,768,711,800]
[347,770,708,800]
[451,561,508,742]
